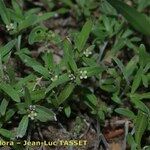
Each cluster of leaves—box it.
[0,0,150,149]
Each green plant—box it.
[0,0,149,150]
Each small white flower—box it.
[83,50,92,57]
[51,75,58,82]
[83,45,94,57]
[69,73,75,81]
[28,111,37,120]
[6,23,15,31]
[27,105,37,120]
[54,115,57,121]
[29,105,36,111]
[79,70,88,79]
[54,13,58,18]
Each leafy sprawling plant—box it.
[0,0,149,150]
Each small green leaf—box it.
[42,52,54,70]
[18,14,37,31]
[127,134,137,150]
[36,105,56,122]
[0,55,4,78]
[115,108,135,120]
[5,109,15,121]
[124,56,138,78]
[142,74,148,88]
[0,128,14,139]
[64,106,71,118]
[32,65,50,79]
[75,20,93,52]
[130,97,150,115]
[11,0,22,16]
[0,82,20,102]
[97,109,105,121]
[63,39,78,72]
[113,57,129,83]
[24,87,32,106]
[111,94,122,104]
[131,67,143,93]
[131,92,150,100]
[135,111,148,149]
[57,83,74,106]
[46,73,70,93]
[139,44,150,67]
[34,12,55,24]
[16,115,29,138]
[0,0,10,24]
[85,92,98,107]
[31,89,45,102]
[0,99,9,116]
[28,26,46,45]
[0,40,16,60]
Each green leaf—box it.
[17,52,50,78]
[100,84,117,93]
[85,92,98,107]
[16,115,29,138]
[75,20,93,52]
[127,134,137,150]
[24,87,32,106]
[5,109,15,121]
[61,0,74,7]
[0,40,16,59]
[0,99,9,116]
[0,55,4,78]
[42,52,54,70]
[36,105,56,122]
[131,92,150,100]
[18,14,38,31]
[142,74,148,88]
[112,57,129,83]
[0,128,14,139]
[32,65,50,79]
[11,0,22,16]
[16,103,27,114]
[131,67,143,93]
[34,12,55,24]
[135,111,148,149]
[63,39,78,72]
[139,44,150,67]
[30,89,45,102]
[107,0,150,36]
[124,56,138,78]
[130,96,150,115]
[115,108,135,120]
[0,82,20,102]
[97,109,105,121]
[111,94,122,104]
[28,26,46,45]
[17,51,39,66]
[64,106,71,118]
[57,83,74,106]
[25,8,41,16]
[46,73,70,93]
[0,0,10,24]
[15,74,36,90]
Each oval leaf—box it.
[16,115,29,138]
[0,82,20,102]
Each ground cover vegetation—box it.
[0,0,150,149]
